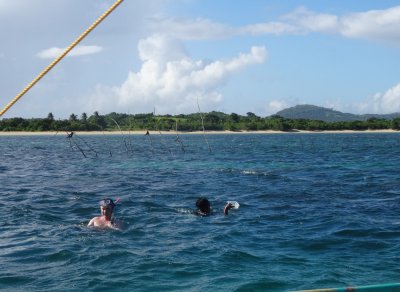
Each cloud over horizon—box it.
[89,35,267,114]
[355,83,400,114]
[265,82,400,116]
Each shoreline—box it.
[0,129,399,136]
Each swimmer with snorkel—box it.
[195,197,238,216]
[88,198,122,229]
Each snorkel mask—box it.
[99,198,115,208]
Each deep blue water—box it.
[1,133,400,291]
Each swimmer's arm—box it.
[224,203,234,215]
[87,218,95,227]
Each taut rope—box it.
[0,0,124,117]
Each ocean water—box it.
[1,133,400,291]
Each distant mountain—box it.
[275,104,400,122]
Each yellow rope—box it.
[0,0,124,118]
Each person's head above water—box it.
[100,198,115,209]
[99,198,115,219]
[196,197,211,215]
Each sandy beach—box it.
[0,129,398,136]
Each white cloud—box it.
[148,16,234,40]
[148,5,400,44]
[36,45,103,59]
[282,6,339,33]
[322,83,400,114]
[340,6,400,41]
[138,34,187,63]
[148,15,301,39]
[89,35,267,114]
[265,98,300,115]
[355,83,400,114]
[282,6,400,43]
[266,100,290,115]
[241,22,300,36]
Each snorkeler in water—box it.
[195,197,236,216]
[88,198,121,229]
[195,197,211,216]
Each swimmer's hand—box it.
[224,203,234,215]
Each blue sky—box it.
[1,0,400,118]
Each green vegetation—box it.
[277,104,400,122]
[1,111,400,132]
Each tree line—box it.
[1,111,400,132]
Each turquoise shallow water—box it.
[1,133,400,291]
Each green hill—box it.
[275,104,400,122]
